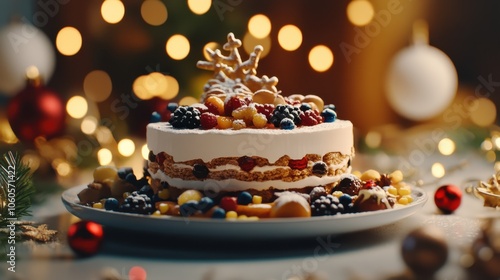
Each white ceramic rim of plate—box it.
[62,185,427,239]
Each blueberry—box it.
[117,167,133,179]
[280,118,296,130]
[339,194,352,207]
[198,197,214,213]
[312,162,328,176]
[299,103,312,112]
[104,198,119,211]
[211,208,226,219]
[192,164,209,179]
[179,201,198,217]
[167,102,179,112]
[148,151,156,162]
[138,185,154,197]
[125,173,137,184]
[324,104,336,112]
[237,191,252,205]
[321,108,337,123]
[150,111,161,123]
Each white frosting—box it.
[147,120,353,163]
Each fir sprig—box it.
[0,151,35,229]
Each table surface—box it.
[1,152,498,280]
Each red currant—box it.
[238,156,256,172]
[219,196,238,211]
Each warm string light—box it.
[277,25,302,51]
[84,70,113,102]
[166,34,190,60]
[66,96,88,119]
[248,14,271,39]
[187,0,212,15]
[101,0,125,24]
[308,45,334,72]
[141,0,168,26]
[133,73,179,100]
[56,26,82,56]
[346,0,374,26]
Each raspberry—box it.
[224,96,246,116]
[238,156,256,172]
[301,109,323,126]
[232,119,246,130]
[205,96,225,115]
[254,103,275,120]
[169,106,201,129]
[216,116,233,129]
[252,113,267,128]
[200,112,218,129]
[232,105,257,125]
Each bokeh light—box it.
[118,138,135,157]
[248,14,271,39]
[81,116,98,135]
[66,96,88,119]
[243,32,270,58]
[365,131,382,148]
[133,73,179,100]
[347,0,375,26]
[129,266,147,280]
[308,45,334,72]
[54,160,72,177]
[141,0,168,26]
[166,34,190,60]
[481,138,493,151]
[187,0,212,15]
[277,25,302,51]
[97,148,113,165]
[431,162,446,178]
[101,0,125,24]
[470,98,496,127]
[486,150,496,162]
[438,138,456,156]
[203,42,220,61]
[56,26,82,56]
[179,96,199,106]
[0,116,18,144]
[164,75,180,100]
[83,70,113,102]
[141,144,149,160]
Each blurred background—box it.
[0,0,499,186]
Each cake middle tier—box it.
[146,121,354,198]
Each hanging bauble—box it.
[0,21,56,95]
[67,220,104,257]
[7,68,65,142]
[385,21,457,121]
[434,184,462,214]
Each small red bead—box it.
[67,221,104,257]
[434,184,462,213]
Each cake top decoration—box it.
[196,32,279,102]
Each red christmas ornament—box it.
[67,221,104,256]
[434,184,462,213]
[7,75,65,142]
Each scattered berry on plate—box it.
[311,194,345,216]
[237,191,253,205]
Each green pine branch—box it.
[0,151,35,230]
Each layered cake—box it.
[77,33,414,219]
[146,33,354,201]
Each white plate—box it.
[62,185,427,239]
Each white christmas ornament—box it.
[0,21,56,95]
[385,41,457,121]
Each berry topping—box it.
[254,103,275,120]
[280,118,296,130]
[270,104,301,127]
[138,184,154,197]
[311,194,345,216]
[104,198,119,211]
[169,106,201,129]
[192,163,210,179]
[301,109,323,126]
[232,119,246,130]
[198,197,215,213]
[148,150,156,162]
[205,95,225,115]
[232,105,258,125]
[338,194,353,207]
[224,96,247,116]
[312,161,328,176]
[237,191,253,205]
[252,113,268,128]
[309,186,328,202]
[238,156,256,172]
[324,104,336,112]
[167,102,179,112]
[117,167,134,179]
[180,201,199,217]
[200,112,218,129]
[211,207,226,219]
[288,156,308,170]
[333,174,362,196]
[119,192,155,215]
[363,180,377,189]
[216,116,233,129]
[299,103,312,112]
[219,196,238,211]
[150,111,161,123]
[321,108,337,123]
